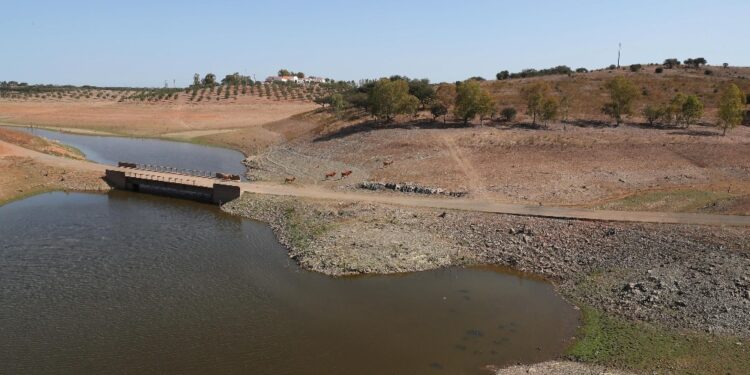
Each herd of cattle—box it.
[282,160,394,184]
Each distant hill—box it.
[0,81,342,106]
[483,65,750,123]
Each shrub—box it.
[576,67,588,73]
[501,107,517,122]
[608,64,617,70]
[704,70,713,75]
[655,67,664,74]
[629,64,642,72]
[642,105,665,126]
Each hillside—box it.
[241,66,750,214]
[0,84,322,148]
[483,64,750,123]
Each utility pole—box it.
[617,42,622,68]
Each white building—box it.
[265,75,326,84]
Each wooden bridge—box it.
[105,162,241,204]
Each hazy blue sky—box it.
[2,0,748,87]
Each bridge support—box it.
[212,184,241,204]
[105,169,241,205]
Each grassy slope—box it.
[596,189,749,215]
[569,307,750,374]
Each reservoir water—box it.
[2,126,247,177]
[0,192,578,374]
[0,127,578,374]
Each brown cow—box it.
[325,171,337,179]
[340,170,353,178]
[284,176,296,184]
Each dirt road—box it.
[241,181,750,227]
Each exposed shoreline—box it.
[223,192,750,373]
[222,193,750,337]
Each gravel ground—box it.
[223,193,750,338]
[493,360,635,375]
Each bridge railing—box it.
[120,170,204,186]
[117,161,236,180]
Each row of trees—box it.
[494,58,711,82]
[664,57,707,69]
[601,76,745,134]
[324,74,747,136]
[496,65,575,80]
[642,93,704,128]
[192,73,253,87]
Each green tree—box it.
[296,72,305,79]
[430,102,448,122]
[717,84,746,135]
[663,58,681,69]
[202,73,216,86]
[193,73,201,87]
[540,96,559,128]
[278,69,291,77]
[496,70,510,80]
[601,76,638,126]
[476,91,496,125]
[408,79,435,108]
[501,107,517,122]
[453,80,494,125]
[666,93,687,126]
[642,104,665,126]
[330,93,345,118]
[684,57,707,68]
[368,78,419,122]
[681,95,704,128]
[521,82,553,126]
[435,83,456,109]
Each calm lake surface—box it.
[0,192,579,374]
[2,126,247,177]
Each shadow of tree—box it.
[313,119,472,142]
[504,122,545,131]
[668,129,721,137]
[627,122,679,130]
[567,119,612,128]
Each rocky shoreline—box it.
[222,193,750,339]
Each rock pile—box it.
[359,181,467,197]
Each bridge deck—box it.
[119,169,217,188]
